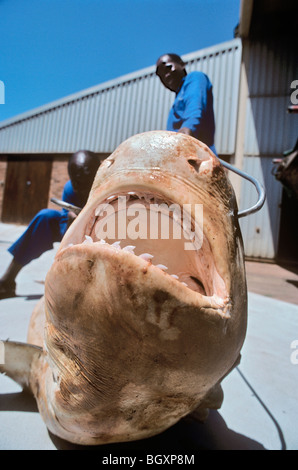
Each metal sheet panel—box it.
[0,39,242,155]
[244,96,298,156]
[247,39,298,97]
[244,39,298,158]
[239,156,283,259]
[239,37,298,259]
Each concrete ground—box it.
[0,222,297,450]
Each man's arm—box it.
[61,180,78,227]
[180,72,210,137]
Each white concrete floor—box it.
[0,223,297,450]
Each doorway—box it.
[2,156,52,225]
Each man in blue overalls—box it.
[156,53,217,155]
[0,150,99,298]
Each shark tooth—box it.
[83,235,93,244]
[139,253,154,261]
[111,241,121,249]
[122,245,136,253]
[155,264,168,271]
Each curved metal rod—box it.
[218,158,266,218]
[51,161,265,220]
[50,197,82,215]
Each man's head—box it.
[156,53,187,92]
[68,150,99,196]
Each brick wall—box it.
[47,157,69,211]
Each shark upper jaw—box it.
[57,185,231,316]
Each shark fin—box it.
[0,340,43,392]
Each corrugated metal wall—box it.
[0,39,242,155]
[239,38,298,259]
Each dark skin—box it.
[0,150,99,294]
[156,54,192,137]
[68,150,99,204]
[66,150,99,226]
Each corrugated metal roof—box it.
[0,39,242,155]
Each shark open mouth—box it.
[66,189,228,302]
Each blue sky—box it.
[0,0,240,122]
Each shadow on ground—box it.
[0,391,266,451]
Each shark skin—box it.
[0,131,247,446]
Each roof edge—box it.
[238,0,254,38]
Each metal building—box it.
[0,0,297,262]
[235,0,298,262]
[0,39,242,223]
[0,38,241,156]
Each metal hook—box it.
[218,159,266,218]
[50,198,82,215]
[51,160,266,220]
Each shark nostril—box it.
[187,158,201,172]
[104,158,114,168]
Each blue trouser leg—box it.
[8,209,68,267]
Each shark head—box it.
[2,131,247,445]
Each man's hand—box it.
[178,127,192,136]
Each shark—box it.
[0,131,247,446]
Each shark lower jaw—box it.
[58,189,229,306]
